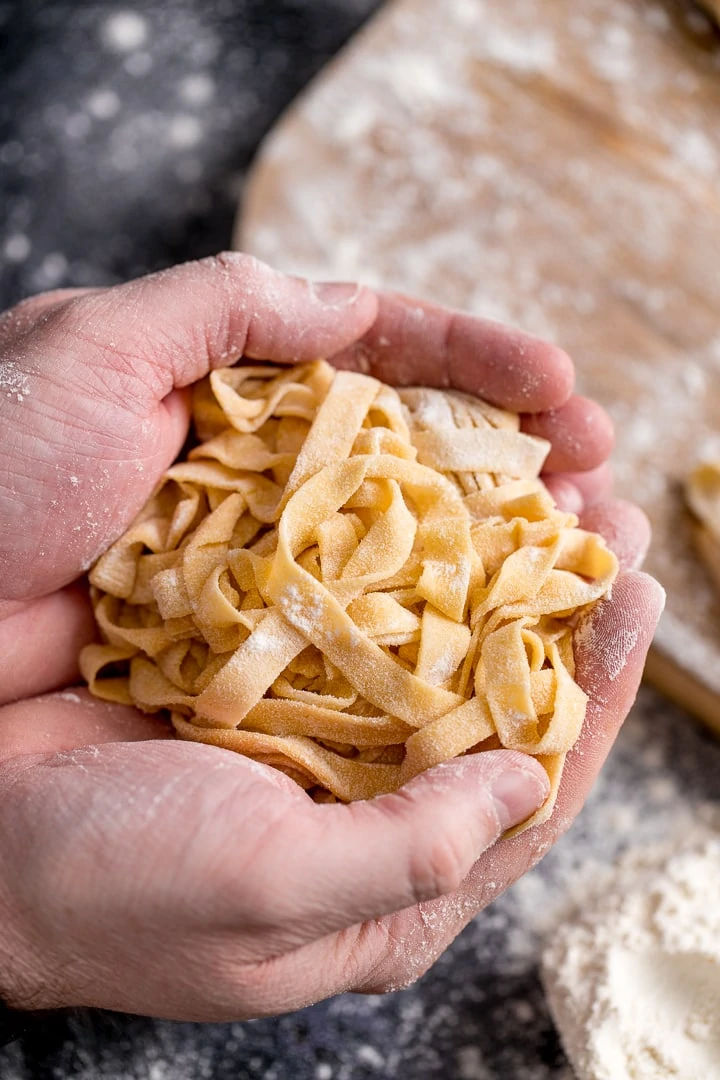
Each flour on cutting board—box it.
[240,0,720,707]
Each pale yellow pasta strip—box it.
[172,715,402,801]
[281,370,381,506]
[79,643,137,704]
[400,697,496,782]
[81,358,618,833]
[244,698,413,747]
[412,428,549,479]
[194,610,307,726]
[414,606,471,686]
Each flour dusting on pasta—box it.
[81,361,617,829]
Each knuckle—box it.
[408,828,472,903]
[196,253,253,364]
[204,250,256,277]
[164,946,270,1020]
[217,951,316,1019]
[334,920,389,992]
[0,292,84,354]
[213,952,268,1005]
[359,965,425,996]
[355,920,434,995]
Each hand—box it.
[0,254,663,1020]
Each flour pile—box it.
[542,827,720,1079]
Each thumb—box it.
[0,256,378,600]
[46,254,379,403]
[230,750,550,953]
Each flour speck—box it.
[169,114,203,149]
[35,252,68,288]
[124,52,153,77]
[3,234,31,263]
[101,11,149,54]
[87,88,121,120]
[0,361,31,402]
[179,73,216,106]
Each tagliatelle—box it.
[686,462,720,594]
[80,361,618,831]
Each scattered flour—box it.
[87,89,121,121]
[573,607,641,683]
[3,234,31,263]
[101,11,149,54]
[124,51,153,77]
[168,115,203,150]
[34,252,68,288]
[0,140,23,166]
[542,825,720,1080]
[179,73,216,106]
[278,585,324,637]
[0,361,31,402]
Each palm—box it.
[0,255,663,1017]
[2,556,657,1016]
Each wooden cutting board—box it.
[236,0,720,736]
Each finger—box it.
[198,921,387,1020]
[495,572,663,846]
[331,291,574,413]
[223,750,549,955]
[0,690,170,765]
[1,384,196,601]
[522,396,614,473]
[0,584,97,705]
[158,383,193,453]
[547,462,614,507]
[542,477,584,515]
[227,890,454,1015]
[0,256,378,601]
[353,571,665,993]
[262,569,662,1002]
[44,254,379,404]
[579,498,651,572]
[0,288,105,348]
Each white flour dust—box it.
[542,821,720,1080]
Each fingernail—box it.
[311,281,362,308]
[648,576,667,620]
[490,768,548,831]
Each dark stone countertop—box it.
[2,3,719,1078]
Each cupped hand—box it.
[0,255,661,1020]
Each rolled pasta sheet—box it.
[80,360,618,832]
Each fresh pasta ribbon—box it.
[686,461,720,594]
[81,361,618,830]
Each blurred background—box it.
[0,0,381,310]
[2,3,720,1080]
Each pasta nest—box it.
[81,361,618,829]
